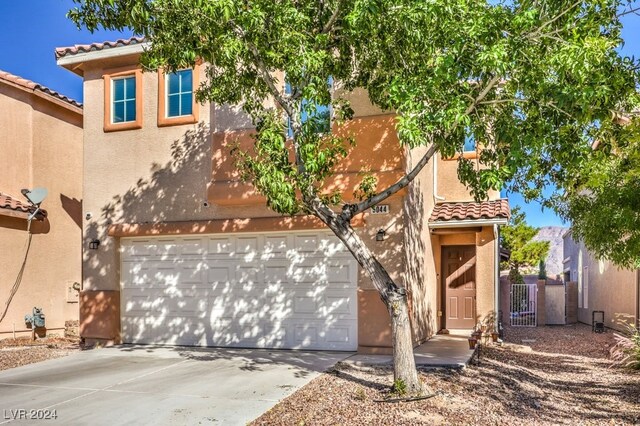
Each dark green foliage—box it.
[501,207,550,282]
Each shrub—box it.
[611,323,640,369]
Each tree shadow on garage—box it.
[82,109,436,389]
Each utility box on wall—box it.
[66,281,80,303]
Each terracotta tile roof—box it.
[55,36,145,59]
[0,193,47,220]
[0,70,82,109]
[430,199,510,223]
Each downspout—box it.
[433,154,445,203]
[494,224,500,330]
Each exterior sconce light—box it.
[89,239,101,250]
[376,229,386,242]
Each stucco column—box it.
[536,280,546,326]
[565,281,578,324]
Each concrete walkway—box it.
[344,332,475,369]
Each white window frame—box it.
[165,69,194,118]
[111,75,137,124]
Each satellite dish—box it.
[21,187,48,206]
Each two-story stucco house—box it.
[56,37,509,353]
[0,70,83,339]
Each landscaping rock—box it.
[252,324,640,425]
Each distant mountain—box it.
[533,226,568,278]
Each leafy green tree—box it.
[501,207,550,283]
[555,134,640,269]
[69,0,639,394]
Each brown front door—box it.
[442,246,476,329]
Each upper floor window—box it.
[158,66,200,127]
[285,79,332,137]
[463,134,477,152]
[103,67,143,132]
[442,127,479,160]
[112,76,137,123]
[167,70,193,117]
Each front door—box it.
[442,246,476,329]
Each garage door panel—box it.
[178,237,206,256]
[121,231,358,350]
[263,235,290,257]
[264,265,290,284]
[208,265,232,283]
[207,236,234,254]
[123,296,206,317]
[236,236,258,254]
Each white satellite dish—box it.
[21,187,48,206]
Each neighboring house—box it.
[56,37,509,353]
[563,230,639,331]
[0,70,83,338]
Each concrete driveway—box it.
[0,345,351,425]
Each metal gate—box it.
[510,283,537,326]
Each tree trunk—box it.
[321,214,428,395]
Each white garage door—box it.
[120,231,358,351]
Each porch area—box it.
[344,331,475,369]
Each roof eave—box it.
[429,218,509,229]
[0,208,46,221]
[0,77,82,114]
[57,42,149,75]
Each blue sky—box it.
[0,0,638,228]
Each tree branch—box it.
[229,23,311,182]
[537,0,582,32]
[342,75,503,220]
[342,143,439,219]
[617,5,640,18]
[321,5,341,34]
[479,98,527,105]
[231,24,295,118]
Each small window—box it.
[442,127,479,160]
[112,76,137,123]
[157,66,199,126]
[285,79,331,137]
[166,70,193,117]
[103,67,142,132]
[463,134,477,152]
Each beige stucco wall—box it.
[401,145,438,345]
[564,234,638,331]
[581,256,637,330]
[0,83,82,338]
[436,153,501,202]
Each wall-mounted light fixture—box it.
[89,239,101,250]
[376,229,386,242]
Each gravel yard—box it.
[253,324,640,425]
[0,336,80,371]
